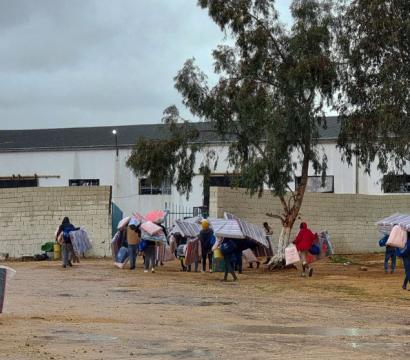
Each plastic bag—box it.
[309,244,320,255]
[116,246,128,263]
[379,234,389,247]
[386,225,407,248]
[139,240,148,252]
[285,244,300,265]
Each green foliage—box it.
[126,119,200,197]
[177,0,338,199]
[127,0,339,225]
[336,0,410,173]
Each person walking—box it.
[222,238,238,282]
[400,234,410,290]
[262,222,273,265]
[384,245,396,274]
[56,217,78,268]
[127,222,141,270]
[293,222,316,277]
[143,241,156,273]
[199,219,214,273]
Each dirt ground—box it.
[1,254,409,360]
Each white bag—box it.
[386,225,407,248]
[285,244,301,265]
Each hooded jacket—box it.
[294,222,316,252]
[199,228,214,253]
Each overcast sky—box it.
[0,0,292,130]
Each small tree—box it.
[127,0,339,266]
[336,0,410,176]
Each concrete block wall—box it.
[0,186,112,258]
[209,187,410,254]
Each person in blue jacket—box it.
[220,238,238,282]
[384,245,396,274]
[199,219,214,273]
[379,233,396,274]
[56,217,79,268]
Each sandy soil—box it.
[1,254,409,360]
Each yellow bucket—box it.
[53,243,61,260]
[213,248,223,259]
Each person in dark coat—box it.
[261,222,273,265]
[400,233,410,290]
[220,238,238,282]
[402,252,410,290]
[56,217,79,268]
[199,219,214,273]
[293,222,316,277]
[384,245,396,274]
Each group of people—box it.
[115,219,167,273]
[55,215,410,290]
[56,215,316,281]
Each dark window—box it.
[203,174,243,208]
[69,179,100,186]
[383,174,410,193]
[209,175,234,187]
[295,176,334,193]
[139,178,171,195]
[0,176,38,188]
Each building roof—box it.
[0,117,340,152]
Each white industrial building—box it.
[0,118,409,224]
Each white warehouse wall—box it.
[0,140,406,223]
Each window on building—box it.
[139,178,171,195]
[295,175,334,193]
[382,174,410,193]
[0,176,38,188]
[69,179,100,186]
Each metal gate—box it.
[164,202,193,229]
[111,202,123,236]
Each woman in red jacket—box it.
[293,222,316,277]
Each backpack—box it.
[62,224,76,242]
[220,240,237,255]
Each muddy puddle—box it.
[34,329,118,344]
[227,325,410,337]
[110,288,237,306]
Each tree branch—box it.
[246,11,287,63]
[266,212,285,225]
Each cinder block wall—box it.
[209,187,410,254]
[0,187,112,258]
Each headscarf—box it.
[201,219,209,230]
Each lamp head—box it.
[112,129,117,135]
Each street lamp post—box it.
[112,129,118,157]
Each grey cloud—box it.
[0,0,292,130]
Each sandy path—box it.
[1,255,409,359]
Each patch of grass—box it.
[312,283,366,297]
[330,255,351,264]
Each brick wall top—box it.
[209,187,410,254]
[0,186,111,258]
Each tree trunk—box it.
[268,226,291,268]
